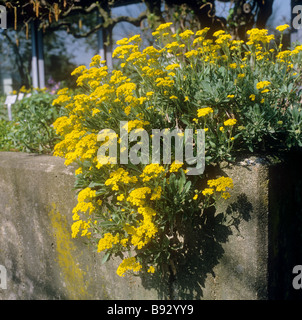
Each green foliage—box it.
[0,91,63,154]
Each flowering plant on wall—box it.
[52,23,302,277]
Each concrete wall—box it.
[0,151,301,300]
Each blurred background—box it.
[0,0,297,94]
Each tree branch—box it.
[61,2,100,17]
[65,10,147,38]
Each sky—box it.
[215,0,291,27]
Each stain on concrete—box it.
[48,203,91,299]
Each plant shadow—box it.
[141,193,253,299]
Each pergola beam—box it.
[31,21,45,89]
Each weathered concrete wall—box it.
[0,152,301,300]
[0,152,157,300]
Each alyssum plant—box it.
[52,23,302,277]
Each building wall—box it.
[0,152,301,300]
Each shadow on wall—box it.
[141,193,253,299]
[268,152,302,300]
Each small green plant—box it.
[0,90,63,154]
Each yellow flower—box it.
[71,220,81,238]
[213,30,225,37]
[140,164,165,182]
[261,89,270,94]
[276,50,291,61]
[117,257,142,277]
[221,192,231,200]
[150,186,162,200]
[120,238,128,247]
[193,194,198,200]
[155,77,174,87]
[169,95,178,100]
[197,107,214,117]
[249,94,256,101]
[154,22,173,32]
[179,30,194,40]
[127,187,152,206]
[215,34,232,44]
[185,50,198,58]
[124,119,150,132]
[165,63,180,70]
[71,220,91,238]
[148,266,155,273]
[169,161,183,173]
[128,34,141,43]
[117,194,125,201]
[276,24,290,32]
[116,37,130,45]
[89,54,102,67]
[202,188,214,196]
[195,27,210,36]
[256,81,271,90]
[97,233,119,252]
[246,28,274,45]
[57,87,69,95]
[207,177,233,192]
[75,167,82,175]
[227,94,235,99]
[224,119,237,126]
[52,94,71,106]
[105,168,138,191]
[71,65,86,76]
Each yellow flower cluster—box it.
[207,177,234,192]
[105,168,138,191]
[256,81,271,90]
[125,119,150,132]
[246,28,275,45]
[276,24,290,32]
[125,206,157,249]
[127,187,152,206]
[54,21,302,278]
[97,233,119,252]
[201,177,234,200]
[197,107,214,117]
[71,187,97,238]
[140,163,165,182]
[169,161,183,173]
[116,257,142,277]
[72,187,96,220]
[224,119,237,126]
[71,220,91,238]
